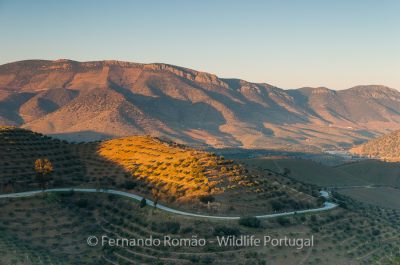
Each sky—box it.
[0,0,399,90]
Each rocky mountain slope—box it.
[1,59,400,150]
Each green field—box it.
[240,158,368,187]
[241,157,400,189]
[336,160,400,187]
[339,187,400,210]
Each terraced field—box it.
[0,127,319,216]
[0,127,88,192]
[2,127,400,264]
[0,193,99,264]
[1,191,400,265]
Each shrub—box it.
[372,229,381,236]
[122,181,137,189]
[140,198,147,208]
[180,226,194,234]
[76,199,89,208]
[199,195,215,204]
[276,216,291,226]
[158,221,181,234]
[201,255,215,264]
[213,226,240,236]
[239,217,261,228]
[271,200,284,211]
[283,167,291,176]
[310,215,317,222]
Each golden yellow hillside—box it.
[97,136,240,201]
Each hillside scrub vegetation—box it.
[0,127,319,215]
[351,129,400,161]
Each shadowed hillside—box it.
[0,126,87,192]
[1,183,400,264]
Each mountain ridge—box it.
[1,59,399,150]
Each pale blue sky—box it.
[0,0,399,89]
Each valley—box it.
[2,60,400,264]
[2,0,399,264]
[1,126,400,264]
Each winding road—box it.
[0,188,338,220]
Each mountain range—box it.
[1,59,400,151]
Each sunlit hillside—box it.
[97,136,235,201]
[0,127,319,215]
[351,129,400,161]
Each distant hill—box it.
[1,59,400,150]
[351,129,400,161]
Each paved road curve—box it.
[0,188,338,220]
